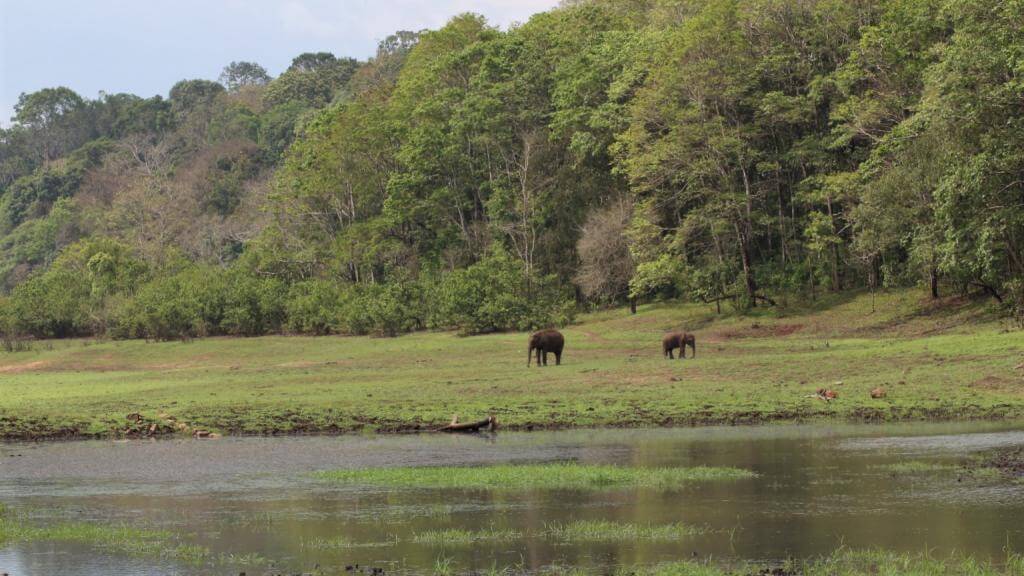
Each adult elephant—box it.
[662,331,696,359]
[528,329,564,367]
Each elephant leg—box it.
[536,348,542,366]
[667,349,673,359]
[542,351,548,366]
[555,351,561,365]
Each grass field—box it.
[1,288,1023,439]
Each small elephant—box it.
[662,331,695,359]
[528,329,564,366]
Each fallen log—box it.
[436,414,497,433]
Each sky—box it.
[0,0,560,126]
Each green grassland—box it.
[1,289,1023,439]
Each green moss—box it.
[315,463,756,490]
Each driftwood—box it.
[436,414,497,433]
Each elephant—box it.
[528,329,564,366]
[662,331,696,359]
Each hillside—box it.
[2,0,1024,343]
[1,289,1021,439]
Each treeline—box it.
[2,0,1024,340]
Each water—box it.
[2,421,1024,575]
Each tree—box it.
[13,87,87,163]
[263,56,359,108]
[169,79,225,117]
[219,61,271,91]
[288,52,338,72]
[575,199,635,303]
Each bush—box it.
[120,266,287,339]
[285,279,344,335]
[219,269,287,336]
[431,248,575,335]
[8,268,91,338]
[118,268,208,339]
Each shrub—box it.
[8,268,91,338]
[285,279,344,335]
[218,269,287,336]
[118,268,208,339]
[431,248,575,335]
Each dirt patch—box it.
[711,323,804,340]
[0,360,50,374]
[980,447,1024,478]
[968,375,1022,392]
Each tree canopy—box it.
[4,0,1024,339]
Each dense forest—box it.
[1,0,1023,340]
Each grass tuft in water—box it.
[413,527,523,546]
[590,549,1024,576]
[544,520,703,542]
[301,535,399,549]
[873,461,957,475]
[0,517,209,564]
[316,463,756,490]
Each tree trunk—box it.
[734,221,757,307]
[930,267,939,299]
[826,195,841,292]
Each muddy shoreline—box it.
[2,404,1021,442]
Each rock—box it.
[870,387,887,399]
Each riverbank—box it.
[1,289,1022,440]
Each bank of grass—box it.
[315,463,756,490]
[1,289,1022,439]
[0,516,209,565]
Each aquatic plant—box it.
[0,518,209,564]
[873,461,957,475]
[543,520,704,542]
[412,526,523,546]
[316,463,756,491]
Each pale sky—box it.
[0,0,560,126]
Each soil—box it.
[979,447,1024,478]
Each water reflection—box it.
[1,421,1023,574]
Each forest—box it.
[1,0,1022,341]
